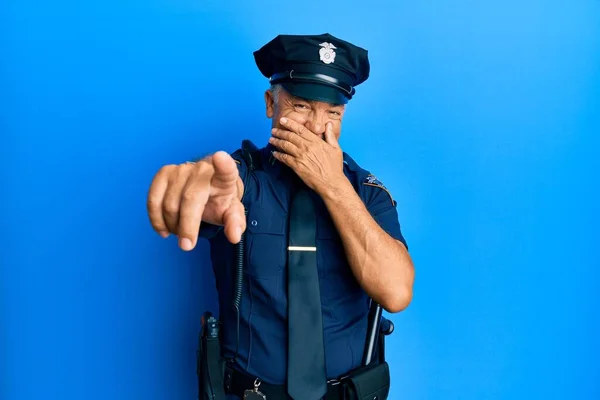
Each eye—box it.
[294,103,309,109]
[328,110,342,119]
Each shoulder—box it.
[225,141,256,178]
[231,139,267,171]
[343,152,396,207]
[229,146,244,163]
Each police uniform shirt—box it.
[199,142,408,384]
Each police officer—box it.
[147,33,415,400]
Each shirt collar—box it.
[261,143,296,179]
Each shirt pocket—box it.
[317,219,345,267]
[245,203,287,278]
[317,219,362,302]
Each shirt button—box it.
[251,220,258,226]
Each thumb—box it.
[324,122,339,148]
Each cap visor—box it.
[281,82,349,105]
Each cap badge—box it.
[319,42,337,64]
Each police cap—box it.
[253,33,370,105]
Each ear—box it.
[264,89,275,118]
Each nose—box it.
[306,121,324,136]
[305,112,327,136]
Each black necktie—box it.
[287,186,327,400]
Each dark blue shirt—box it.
[200,143,407,384]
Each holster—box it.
[197,312,227,400]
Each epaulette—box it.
[363,173,395,206]
[344,153,396,206]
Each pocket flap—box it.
[246,204,286,235]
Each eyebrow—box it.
[292,95,343,108]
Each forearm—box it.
[320,180,414,313]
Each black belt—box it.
[225,366,346,400]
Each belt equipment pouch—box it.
[342,361,391,400]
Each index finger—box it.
[279,117,317,141]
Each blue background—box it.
[2,1,599,399]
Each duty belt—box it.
[224,365,347,400]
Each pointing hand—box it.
[146,151,246,250]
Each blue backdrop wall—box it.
[2,1,599,399]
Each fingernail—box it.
[159,230,169,238]
[280,117,287,124]
[180,238,193,251]
[269,137,275,143]
[236,226,243,239]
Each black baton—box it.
[362,300,383,365]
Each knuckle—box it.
[163,199,180,215]
[182,187,199,202]
[151,166,173,188]
[146,195,160,210]
[158,164,177,176]
[195,159,212,170]
[182,162,197,172]
[193,162,216,179]
[184,165,201,178]
[150,220,166,231]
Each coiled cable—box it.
[231,208,248,362]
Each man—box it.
[147,33,415,399]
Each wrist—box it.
[319,175,354,203]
